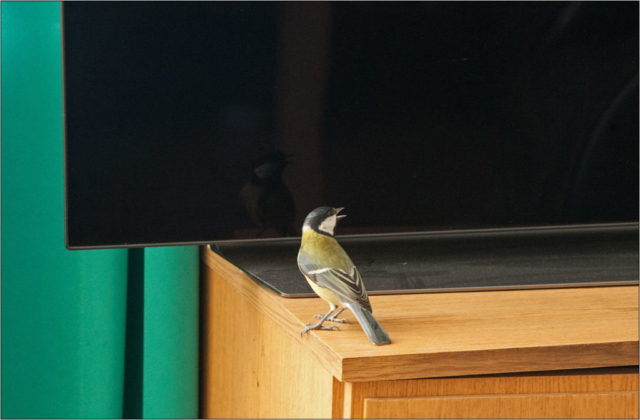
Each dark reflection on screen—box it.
[63,2,638,248]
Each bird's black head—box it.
[250,151,293,185]
[302,206,346,236]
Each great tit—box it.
[240,151,297,237]
[297,206,392,345]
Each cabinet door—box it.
[363,392,639,419]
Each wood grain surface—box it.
[201,265,340,418]
[362,392,639,419]
[343,369,639,418]
[202,246,639,382]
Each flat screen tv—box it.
[63,2,638,249]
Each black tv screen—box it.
[63,2,639,249]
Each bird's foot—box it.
[300,322,340,337]
[313,313,349,323]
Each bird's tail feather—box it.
[345,302,391,345]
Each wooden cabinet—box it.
[200,246,639,419]
[344,372,639,419]
[362,391,639,419]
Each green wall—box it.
[2,3,199,418]
[143,247,199,418]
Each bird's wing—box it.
[298,251,372,312]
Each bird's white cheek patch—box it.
[318,215,337,235]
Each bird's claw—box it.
[329,317,349,324]
[301,323,340,337]
[307,322,340,330]
[313,314,349,324]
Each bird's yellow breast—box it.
[304,275,340,304]
[299,229,354,272]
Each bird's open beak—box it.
[335,207,347,220]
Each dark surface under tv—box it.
[211,223,639,297]
[63,2,639,249]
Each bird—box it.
[297,206,392,345]
[240,151,297,237]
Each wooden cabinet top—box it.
[202,246,638,382]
